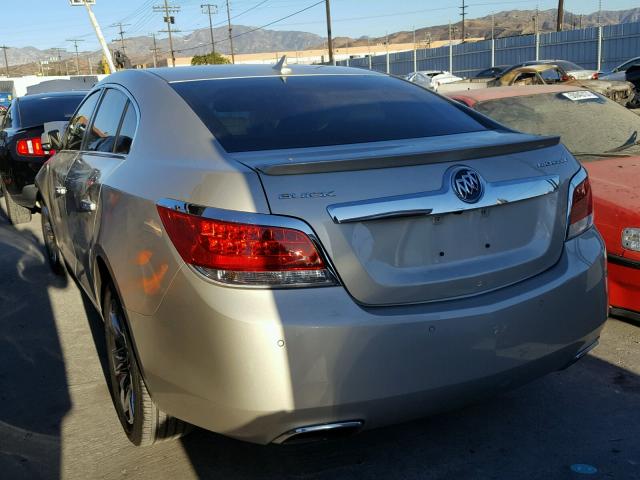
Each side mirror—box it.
[42,121,68,152]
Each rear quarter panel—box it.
[93,72,269,315]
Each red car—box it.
[448,85,640,321]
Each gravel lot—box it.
[1,206,639,480]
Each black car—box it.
[474,66,506,79]
[0,91,86,224]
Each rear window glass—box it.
[171,75,488,152]
[18,95,84,128]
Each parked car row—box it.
[448,84,640,320]
[2,62,633,450]
[0,91,86,223]
[407,58,638,107]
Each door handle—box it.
[79,199,96,212]
[54,185,67,196]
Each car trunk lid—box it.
[236,131,575,306]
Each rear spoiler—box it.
[251,135,561,176]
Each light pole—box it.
[69,0,116,73]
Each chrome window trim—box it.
[82,83,140,156]
[156,198,342,289]
[327,168,561,224]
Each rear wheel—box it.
[41,204,66,276]
[103,285,191,446]
[1,178,32,224]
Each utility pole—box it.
[413,26,417,73]
[88,55,93,75]
[557,0,564,32]
[225,0,235,64]
[67,39,85,75]
[149,33,160,68]
[52,48,65,76]
[201,3,218,58]
[491,12,495,40]
[325,0,334,65]
[0,46,9,77]
[597,0,603,26]
[154,0,180,67]
[460,0,467,43]
[111,22,130,56]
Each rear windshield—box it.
[171,75,489,152]
[556,61,583,71]
[18,95,85,128]
[474,91,640,158]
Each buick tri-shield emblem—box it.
[452,167,484,203]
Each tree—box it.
[191,52,231,65]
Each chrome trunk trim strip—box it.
[327,173,560,224]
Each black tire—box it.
[103,285,191,446]
[1,179,31,224]
[41,204,66,276]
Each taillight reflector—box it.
[16,137,45,157]
[157,206,326,272]
[567,175,594,239]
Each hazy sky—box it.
[4,0,637,52]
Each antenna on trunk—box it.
[273,55,292,76]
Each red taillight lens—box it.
[157,206,336,286]
[16,137,45,157]
[568,175,594,239]
[592,72,599,79]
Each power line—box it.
[173,0,324,54]
[213,0,269,27]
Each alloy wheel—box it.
[108,303,135,426]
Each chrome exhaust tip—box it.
[272,420,364,445]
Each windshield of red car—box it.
[474,91,640,158]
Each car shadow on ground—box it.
[177,348,640,480]
[0,208,70,480]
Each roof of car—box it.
[138,64,383,83]
[446,84,588,105]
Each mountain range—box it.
[4,7,640,74]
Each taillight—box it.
[567,169,594,239]
[157,205,337,287]
[592,72,599,80]
[16,137,46,157]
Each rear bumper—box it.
[608,254,640,317]
[126,228,607,444]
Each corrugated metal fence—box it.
[338,21,640,77]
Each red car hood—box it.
[584,157,640,259]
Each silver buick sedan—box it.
[35,64,608,446]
